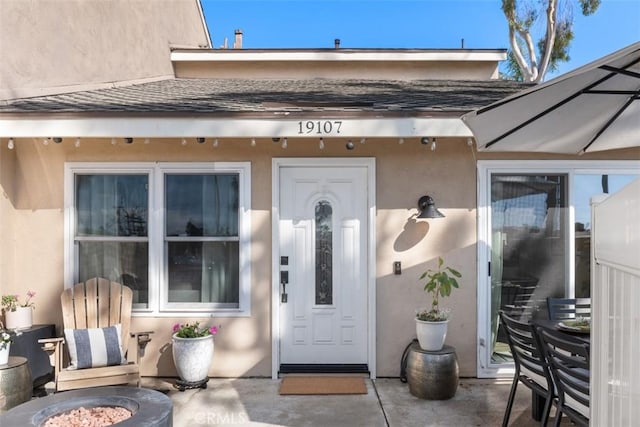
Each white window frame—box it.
[477,159,640,378]
[65,162,251,317]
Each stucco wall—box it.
[375,139,478,376]
[1,137,637,378]
[0,0,210,100]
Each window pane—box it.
[76,175,148,237]
[167,241,239,304]
[78,241,149,305]
[165,174,239,237]
[315,201,333,305]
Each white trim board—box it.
[0,117,472,139]
[171,50,506,63]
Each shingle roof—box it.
[0,78,530,115]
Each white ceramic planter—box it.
[172,334,214,382]
[0,342,9,365]
[415,318,449,351]
[4,307,33,330]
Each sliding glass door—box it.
[478,161,639,377]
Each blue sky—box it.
[201,0,640,79]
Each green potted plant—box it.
[0,321,18,365]
[415,257,461,351]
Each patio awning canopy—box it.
[462,42,640,154]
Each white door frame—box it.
[271,157,376,379]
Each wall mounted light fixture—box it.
[417,195,445,218]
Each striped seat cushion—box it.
[64,324,126,369]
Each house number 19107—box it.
[297,120,343,135]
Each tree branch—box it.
[537,0,558,82]
[519,27,539,81]
[509,29,534,81]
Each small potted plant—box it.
[0,321,21,365]
[1,291,36,330]
[171,321,219,389]
[415,257,461,351]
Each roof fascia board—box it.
[0,117,472,138]
[171,50,507,62]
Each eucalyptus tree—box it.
[501,0,600,82]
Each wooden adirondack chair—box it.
[39,278,153,392]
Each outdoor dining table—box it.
[534,319,591,343]
[530,319,590,422]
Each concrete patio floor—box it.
[143,377,573,426]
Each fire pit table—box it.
[0,386,172,426]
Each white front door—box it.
[278,164,369,366]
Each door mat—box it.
[279,376,367,395]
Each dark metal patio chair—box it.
[536,326,590,427]
[499,311,554,427]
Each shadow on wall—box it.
[394,210,473,254]
[1,139,65,209]
[0,140,17,203]
[394,217,429,252]
[157,342,173,376]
